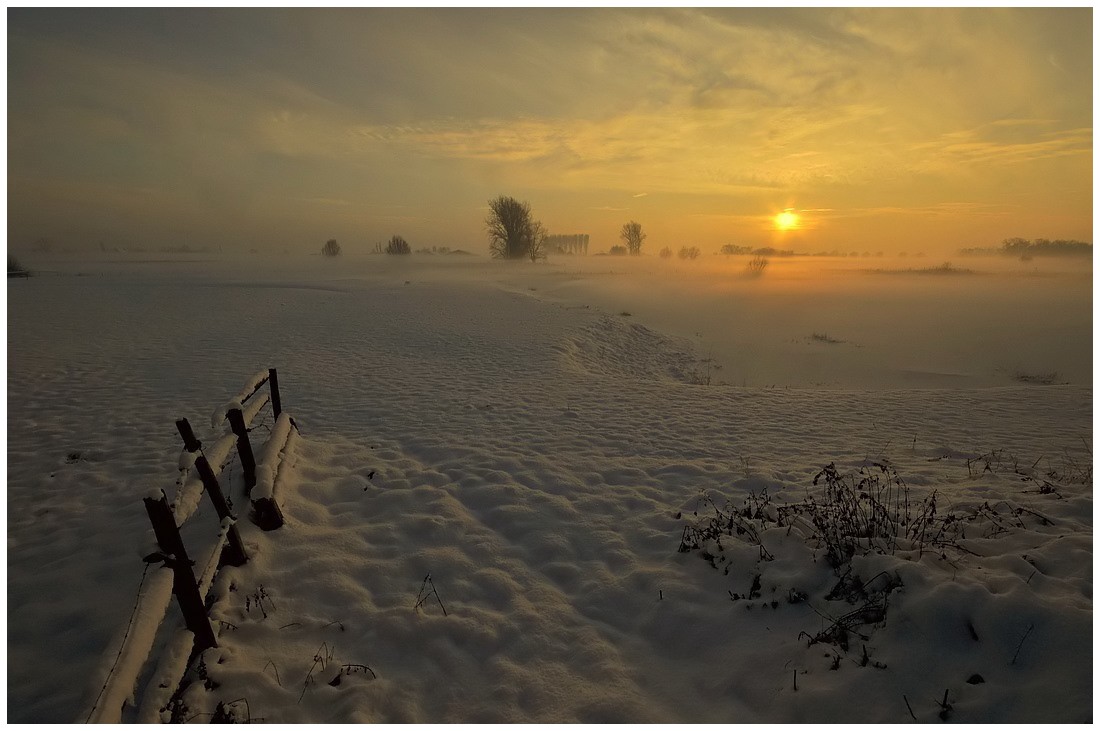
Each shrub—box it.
[321,239,341,257]
[609,245,628,256]
[746,256,768,275]
[659,247,672,259]
[678,246,701,260]
[386,235,411,255]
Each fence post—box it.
[194,457,249,566]
[268,368,282,419]
[226,408,257,492]
[175,418,201,453]
[174,418,248,566]
[143,493,218,652]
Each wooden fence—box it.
[85,368,298,723]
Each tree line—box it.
[319,194,659,260]
[959,238,1092,258]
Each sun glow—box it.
[774,210,799,231]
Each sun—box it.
[775,209,799,231]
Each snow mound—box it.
[560,315,704,384]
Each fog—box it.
[20,249,1090,391]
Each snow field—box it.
[6,255,1092,722]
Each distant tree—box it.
[486,195,545,260]
[720,244,752,255]
[527,220,548,262]
[620,221,646,256]
[678,246,701,260]
[609,245,628,256]
[386,235,411,255]
[659,246,672,259]
[322,238,341,257]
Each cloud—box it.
[909,124,1091,173]
[7,8,1092,252]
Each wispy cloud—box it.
[6,8,1092,252]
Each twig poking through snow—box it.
[299,642,336,704]
[903,695,917,721]
[414,573,448,616]
[1011,623,1035,665]
[263,660,282,687]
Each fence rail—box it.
[86,368,297,723]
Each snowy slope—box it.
[6,254,1092,722]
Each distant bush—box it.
[609,245,628,256]
[867,262,976,276]
[720,244,752,255]
[746,256,769,275]
[678,246,701,260]
[659,247,672,259]
[321,239,341,257]
[919,262,973,275]
[8,254,28,277]
[1014,371,1062,385]
[386,235,411,255]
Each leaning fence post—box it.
[268,368,282,418]
[143,492,218,652]
[175,418,248,566]
[226,408,257,492]
[194,457,249,566]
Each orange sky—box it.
[7,8,1093,255]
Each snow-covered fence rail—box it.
[85,368,294,723]
[208,368,296,531]
[211,367,284,492]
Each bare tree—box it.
[385,235,411,255]
[620,221,646,256]
[527,220,548,262]
[487,196,544,260]
[322,239,341,257]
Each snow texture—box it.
[6,253,1092,723]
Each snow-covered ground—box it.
[6,252,1092,722]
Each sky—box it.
[6,7,1094,255]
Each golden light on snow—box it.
[774,210,799,231]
